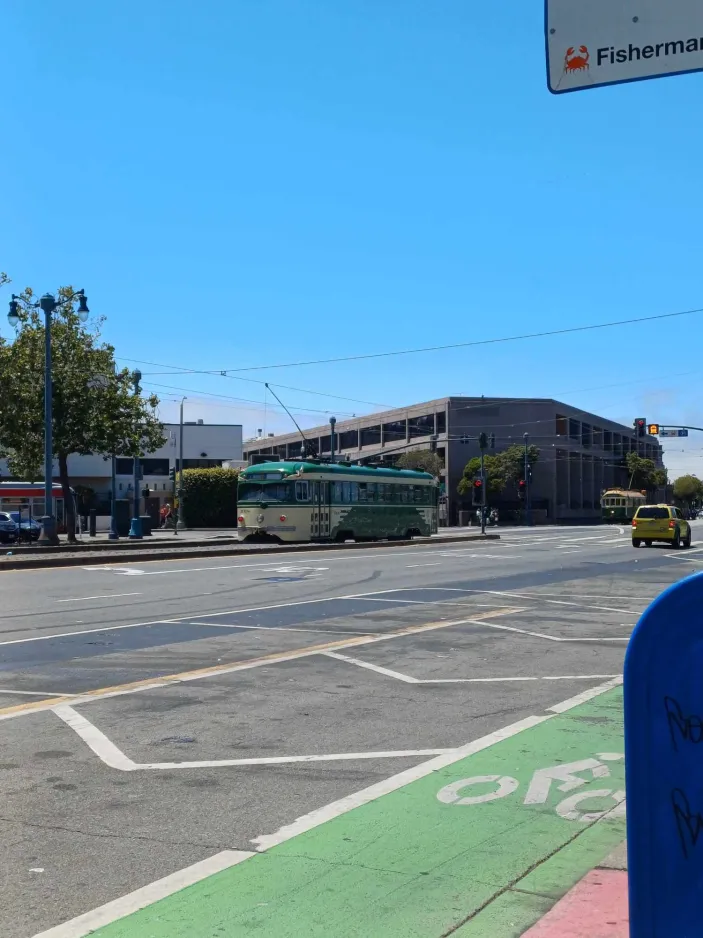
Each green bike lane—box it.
[48,683,626,938]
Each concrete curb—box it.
[0,533,500,571]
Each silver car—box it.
[0,511,18,544]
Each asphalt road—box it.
[1,523,701,937]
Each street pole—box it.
[128,370,143,539]
[480,449,486,535]
[109,454,118,539]
[39,295,57,545]
[177,397,186,530]
[330,416,336,462]
[524,432,531,527]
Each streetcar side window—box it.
[358,483,368,503]
[295,481,310,502]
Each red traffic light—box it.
[518,479,527,490]
[473,479,483,488]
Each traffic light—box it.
[169,467,176,482]
[634,418,646,438]
[518,479,527,499]
[648,424,660,435]
[479,432,488,450]
[472,478,483,505]
[489,433,495,449]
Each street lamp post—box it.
[87,372,119,540]
[176,397,187,530]
[128,370,143,539]
[524,432,532,527]
[7,289,89,546]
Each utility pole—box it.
[128,370,143,539]
[176,397,186,531]
[479,432,488,535]
[329,417,336,462]
[524,432,531,527]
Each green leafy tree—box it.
[181,467,240,527]
[396,449,444,478]
[458,444,540,497]
[673,474,703,506]
[625,452,667,494]
[0,284,165,541]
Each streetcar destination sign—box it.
[545,0,703,94]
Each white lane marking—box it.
[33,677,621,937]
[323,655,621,684]
[0,589,424,648]
[406,562,442,568]
[423,587,638,615]
[0,689,68,697]
[52,707,452,769]
[53,706,137,771]
[85,567,146,576]
[183,622,373,635]
[547,677,623,713]
[0,610,522,721]
[324,651,418,682]
[56,593,142,603]
[554,549,581,554]
[30,850,255,938]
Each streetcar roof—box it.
[240,460,435,481]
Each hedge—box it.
[180,467,239,528]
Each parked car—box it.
[0,512,18,544]
[9,512,41,541]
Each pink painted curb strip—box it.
[522,869,629,937]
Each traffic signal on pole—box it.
[479,432,488,450]
[489,433,495,449]
[472,478,483,505]
[634,418,646,438]
[169,467,176,482]
[518,479,527,499]
[648,424,660,436]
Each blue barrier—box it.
[625,570,703,937]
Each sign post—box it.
[546,0,703,94]
[624,572,703,936]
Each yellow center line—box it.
[0,607,522,721]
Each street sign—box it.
[658,428,690,438]
[624,572,703,937]
[546,0,703,94]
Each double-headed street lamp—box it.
[7,290,89,545]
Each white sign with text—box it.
[546,0,703,94]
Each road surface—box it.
[0,523,698,937]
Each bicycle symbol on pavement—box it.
[436,753,626,822]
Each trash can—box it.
[139,514,152,536]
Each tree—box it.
[673,474,703,506]
[625,452,667,494]
[396,449,444,478]
[458,444,540,498]
[0,284,165,541]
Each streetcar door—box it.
[312,482,330,540]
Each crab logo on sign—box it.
[564,45,589,72]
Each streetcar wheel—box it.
[632,539,641,548]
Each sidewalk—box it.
[522,842,628,937]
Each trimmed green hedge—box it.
[180,467,239,528]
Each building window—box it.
[340,430,358,450]
[183,459,224,469]
[436,412,446,434]
[382,420,406,443]
[556,415,568,436]
[141,458,170,476]
[360,426,381,447]
[116,458,133,475]
[408,415,434,439]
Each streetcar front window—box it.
[238,482,292,503]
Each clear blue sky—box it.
[3,0,702,475]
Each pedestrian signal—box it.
[648,424,660,435]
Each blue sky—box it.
[2,0,702,476]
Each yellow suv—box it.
[632,504,692,549]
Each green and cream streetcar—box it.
[600,488,647,523]
[237,460,439,543]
